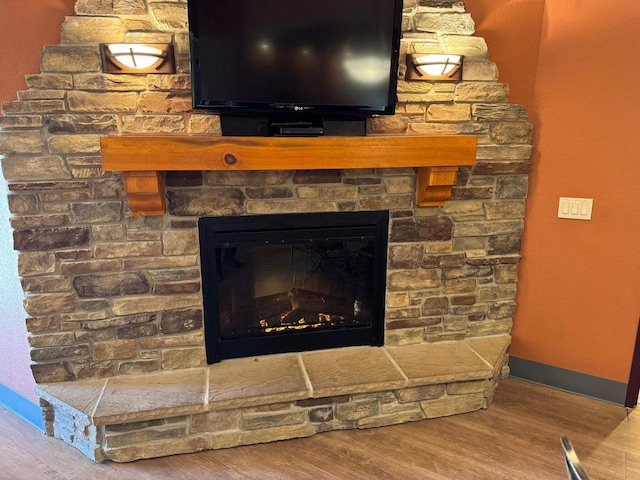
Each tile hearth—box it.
[36,334,510,462]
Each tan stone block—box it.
[206,170,291,186]
[0,115,43,128]
[191,410,241,433]
[387,342,492,386]
[356,410,424,429]
[462,60,499,81]
[368,115,409,134]
[73,74,147,92]
[94,241,162,259]
[212,423,315,449]
[59,259,120,275]
[121,115,185,134]
[446,379,488,395]
[495,263,519,284]
[125,32,174,44]
[467,319,512,336]
[420,392,484,418]
[477,145,533,161]
[388,244,424,270]
[302,347,406,397]
[2,156,71,181]
[246,199,339,214]
[242,410,307,430]
[473,103,528,122]
[359,194,414,210]
[162,347,206,370]
[67,91,138,113]
[41,46,102,73]
[150,2,188,30]
[396,80,434,94]
[94,368,206,425]
[18,252,56,276]
[188,114,221,134]
[387,292,410,308]
[384,327,424,346]
[490,123,533,145]
[112,293,201,316]
[439,35,488,56]
[414,12,475,34]
[383,177,414,194]
[0,131,43,155]
[105,433,211,462]
[296,186,320,198]
[477,284,517,302]
[427,104,471,122]
[28,332,76,348]
[140,92,192,113]
[398,91,454,103]
[335,400,378,421]
[424,241,453,253]
[105,424,187,448]
[319,186,358,199]
[2,100,65,115]
[48,134,101,155]
[93,340,136,361]
[26,316,59,333]
[386,307,421,320]
[395,384,445,403]
[162,229,198,256]
[148,75,191,91]
[387,269,440,291]
[455,83,509,102]
[442,201,484,216]
[465,334,510,370]
[123,255,199,270]
[409,122,488,136]
[26,74,73,90]
[243,402,293,413]
[454,220,524,237]
[20,90,66,101]
[139,333,204,349]
[61,16,125,43]
[24,293,77,316]
[208,355,308,410]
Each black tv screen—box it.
[187,0,403,118]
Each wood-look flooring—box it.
[1,378,638,479]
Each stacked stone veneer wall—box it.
[0,0,532,385]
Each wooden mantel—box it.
[100,135,477,216]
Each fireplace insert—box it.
[198,211,389,363]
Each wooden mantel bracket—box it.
[100,135,477,216]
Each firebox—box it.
[198,211,389,363]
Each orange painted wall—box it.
[470,0,640,383]
[0,0,75,401]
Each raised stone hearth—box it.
[37,335,509,462]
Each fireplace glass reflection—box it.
[199,211,388,363]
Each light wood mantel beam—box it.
[100,135,477,216]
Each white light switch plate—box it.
[558,197,593,220]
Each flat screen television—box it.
[187,0,403,135]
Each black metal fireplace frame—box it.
[198,211,389,363]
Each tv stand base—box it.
[220,115,366,137]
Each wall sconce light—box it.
[100,43,176,74]
[405,53,463,81]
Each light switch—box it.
[558,197,593,220]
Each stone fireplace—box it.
[0,0,531,463]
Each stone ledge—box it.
[37,335,510,462]
[36,334,509,426]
